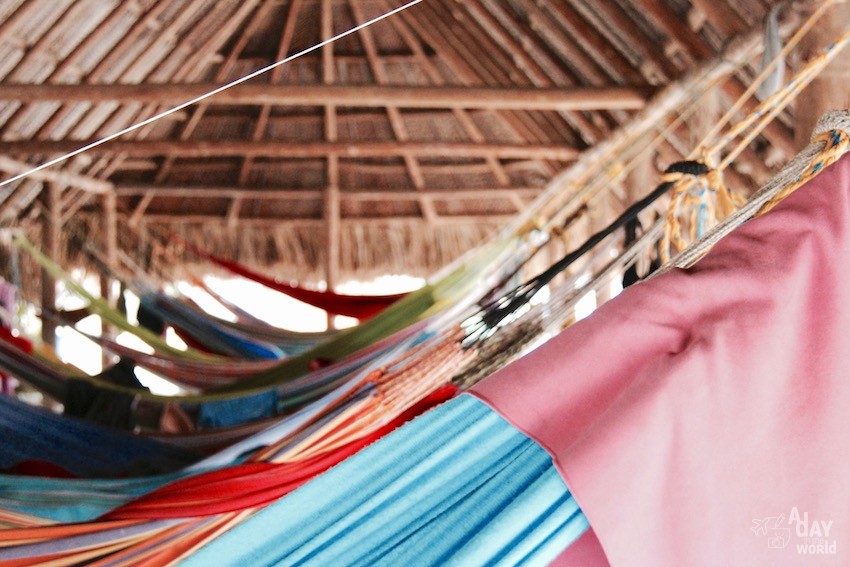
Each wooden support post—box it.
[794,1,850,148]
[324,177,341,329]
[325,184,341,287]
[100,192,118,347]
[323,0,338,330]
[41,184,61,347]
[100,193,118,307]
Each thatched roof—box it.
[0,0,795,282]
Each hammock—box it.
[16,235,480,403]
[0,380,473,565]
[160,137,850,566]
[183,273,339,344]
[0,334,68,401]
[182,241,408,319]
[2,22,841,564]
[179,395,588,567]
[0,396,588,566]
[175,286,336,354]
[103,385,457,520]
[0,393,199,478]
[472,147,850,565]
[138,293,284,360]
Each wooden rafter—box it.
[400,2,562,175]
[134,214,515,227]
[349,0,425,191]
[0,140,580,161]
[459,0,605,144]
[0,84,651,111]
[378,2,511,186]
[239,0,303,187]
[0,0,809,284]
[115,185,545,200]
[155,0,274,184]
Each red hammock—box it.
[180,240,407,320]
[102,385,457,519]
[0,327,33,354]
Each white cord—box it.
[0,0,425,190]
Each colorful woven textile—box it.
[182,395,588,567]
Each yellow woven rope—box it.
[757,129,850,217]
[660,159,746,263]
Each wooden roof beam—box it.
[398,3,556,175]
[626,0,795,157]
[423,1,578,149]
[112,158,549,175]
[632,0,712,60]
[0,84,651,111]
[134,214,514,227]
[526,2,804,226]
[114,185,546,200]
[401,2,564,175]
[0,141,579,160]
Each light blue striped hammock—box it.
[182,394,589,566]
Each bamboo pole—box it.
[100,191,118,359]
[323,0,339,329]
[113,185,545,200]
[0,140,580,161]
[40,184,61,347]
[0,84,651,111]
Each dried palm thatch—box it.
[152,220,500,282]
[0,0,821,302]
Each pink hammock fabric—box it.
[473,154,850,566]
[182,241,406,319]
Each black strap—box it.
[473,161,705,332]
